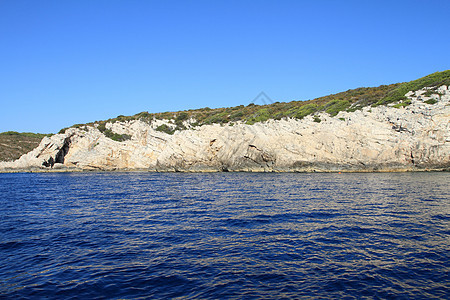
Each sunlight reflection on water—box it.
[0,172,449,299]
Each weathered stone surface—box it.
[1,87,449,172]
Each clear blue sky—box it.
[1,0,449,133]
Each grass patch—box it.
[424,99,438,105]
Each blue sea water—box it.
[0,172,449,299]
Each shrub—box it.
[324,99,351,116]
[135,111,154,123]
[295,103,319,119]
[273,112,284,120]
[203,112,229,124]
[135,111,151,118]
[313,116,321,123]
[232,105,244,110]
[158,112,174,120]
[176,112,189,122]
[175,123,186,131]
[102,129,131,142]
[97,123,107,132]
[246,108,270,125]
[230,110,244,120]
[424,99,437,105]
[393,99,411,108]
[155,124,175,135]
[72,124,87,130]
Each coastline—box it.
[1,166,448,174]
[2,84,448,173]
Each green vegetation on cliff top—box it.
[40,70,447,135]
[66,70,447,135]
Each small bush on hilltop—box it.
[97,123,107,132]
[176,112,189,122]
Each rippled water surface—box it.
[0,172,449,299]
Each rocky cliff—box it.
[1,86,449,172]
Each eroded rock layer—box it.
[1,87,449,172]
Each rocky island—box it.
[1,71,449,172]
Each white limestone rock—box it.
[1,86,449,172]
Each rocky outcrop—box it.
[1,86,449,172]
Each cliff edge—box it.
[1,85,449,172]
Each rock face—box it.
[1,87,449,172]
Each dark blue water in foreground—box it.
[0,172,449,299]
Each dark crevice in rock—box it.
[392,124,410,133]
[36,143,51,158]
[410,151,415,165]
[55,137,71,164]
[42,137,71,168]
[42,157,54,168]
[243,155,260,165]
